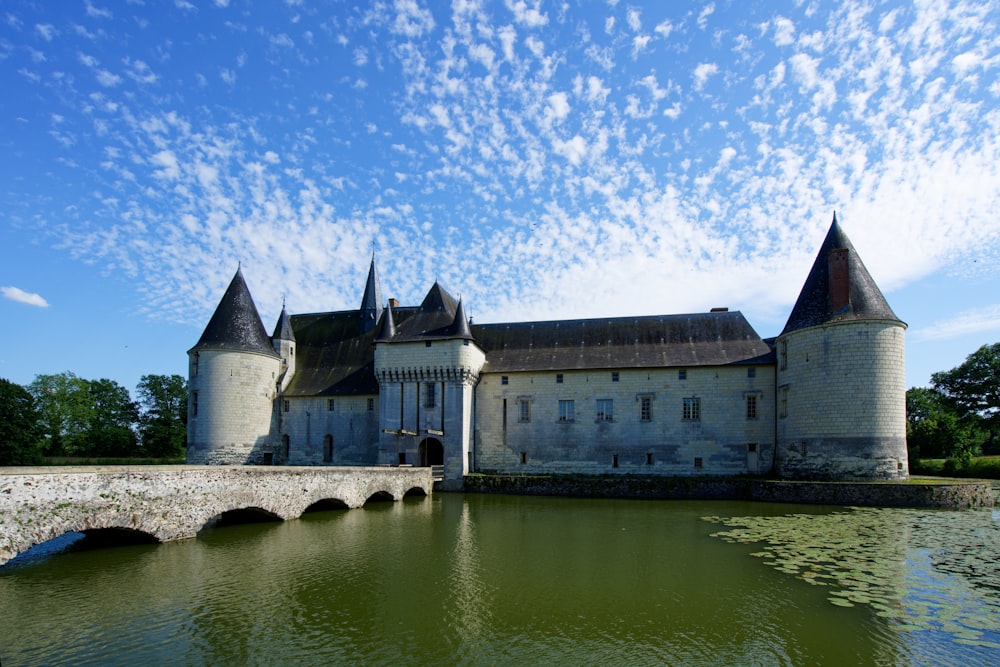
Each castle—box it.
[187,215,909,484]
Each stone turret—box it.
[187,267,282,465]
[373,282,485,486]
[775,215,908,480]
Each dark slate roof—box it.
[272,304,295,341]
[375,302,396,341]
[781,215,902,336]
[190,268,279,357]
[358,255,383,333]
[387,282,474,342]
[282,311,379,396]
[471,311,774,373]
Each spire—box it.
[359,253,384,334]
[449,298,474,340]
[375,300,397,341]
[271,301,295,341]
[781,213,902,336]
[190,267,278,356]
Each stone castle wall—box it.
[280,395,379,465]
[473,365,775,476]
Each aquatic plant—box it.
[703,507,1000,649]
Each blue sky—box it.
[1,0,999,395]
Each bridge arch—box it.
[0,466,434,567]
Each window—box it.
[556,373,563,384]
[612,371,619,382]
[748,367,756,378]
[425,341,432,347]
[191,391,198,417]
[327,399,335,411]
[780,341,787,370]
[646,452,654,465]
[520,451,527,464]
[192,352,199,377]
[683,397,700,421]
[518,398,531,422]
[747,443,758,453]
[501,376,509,385]
[425,383,436,408]
[694,457,703,469]
[283,400,290,413]
[779,385,788,419]
[746,394,758,420]
[612,454,619,468]
[640,395,652,422]
[282,434,290,458]
[558,399,575,422]
[367,398,375,411]
[678,370,687,380]
[463,339,469,346]
[596,399,614,422]
[323,435,333,463]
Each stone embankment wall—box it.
[463,474,995,509]
[0,465,433,567]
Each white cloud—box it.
[773,17,795,46]
[2,287,49,308]
[391,0,436,37]
[693,62,718,90]
[35,24,57,41]
[506,0,547,28]
[913,305,1000,341]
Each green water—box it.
[1,494,997,666]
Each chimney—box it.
[828,248,850,312]
[388,298,399,308]
[710,307,729,312]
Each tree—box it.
[0,379,43,465]
[136,374,188,457]
[905,386,984,461]
[82,378,139,457]
[932,343,1000,454]
[28,372,139,458]
[28,372,93,456]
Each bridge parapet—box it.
[0,465,433,567]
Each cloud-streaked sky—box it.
[2,0,999,393]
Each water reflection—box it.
[0,495,996,666]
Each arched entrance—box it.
[418,438,444,467]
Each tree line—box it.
[907,342,1000,464]
[0,372,187,465]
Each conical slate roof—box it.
[272,303,295,341]
[190,268,279,357]
[375,301,396,341]
[358,254,384,333]
[449,299,474,340]
[781,215,902,336]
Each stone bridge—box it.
[0,465,434,567]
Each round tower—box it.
[187,267,282,465]
[775,216,908,480]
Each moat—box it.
[2,493,998,666]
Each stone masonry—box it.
[0,465,433,567]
